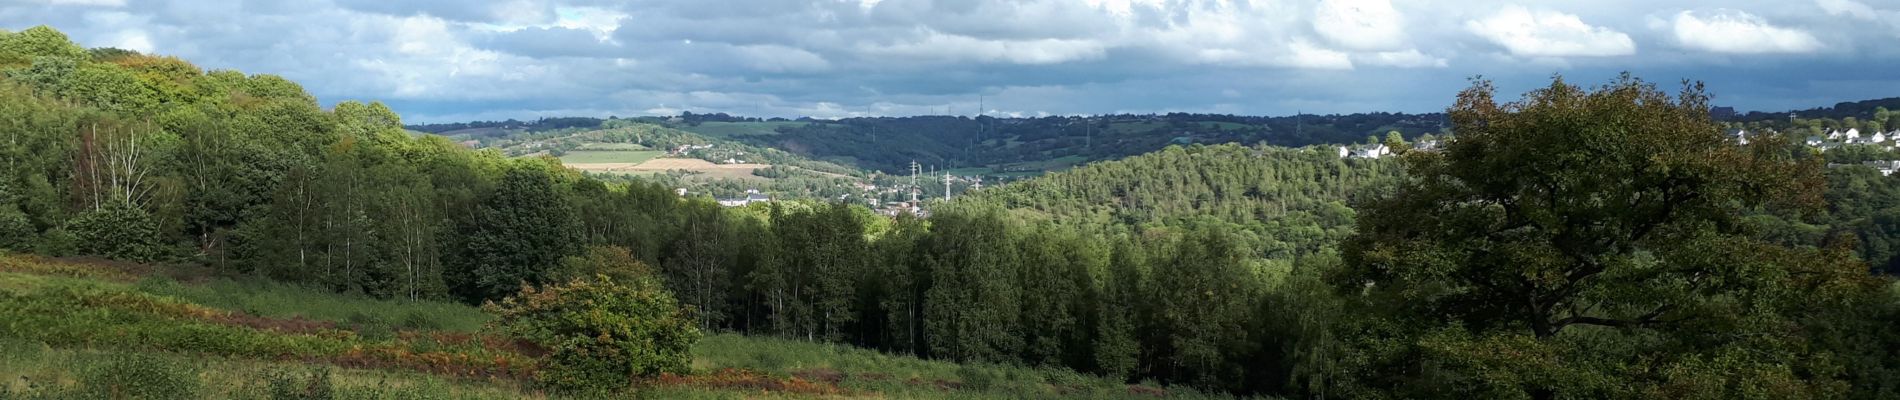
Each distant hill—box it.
[661,112,1445,174]
[970,143,1403,257]
[406,117,607,135]
[1722,97,1900,122]
[417,97,1898,180]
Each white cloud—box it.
[109,30,152,52]
[1465,5,1635,58]
[1357,49,1447,68]
[1312,0,1406,52]
[13,0,1900,122]
[1671,10,1821,54]
[857,31,1107,65]
[733,44,831,72]
[1815,0,1877,20]
[38,0,123,6]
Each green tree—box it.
[1382,130,1406,151]
[445,164,582,303]
[1335,75,1875,397]
[0,26,87,65]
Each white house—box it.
[716,189,771,207]
[1728,129,1749,145]
[1873,132,1889,144]
[1866,160,1900,176]
[1345,144,1391,159]
[1807,136,1826,146]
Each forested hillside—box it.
[4,25,1900,400]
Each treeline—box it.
[1724,97,1900,124]
[668,112,1444,173]
[403,116,606,135]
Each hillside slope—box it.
[660,113,1442,175]
[0,254,1231,399]
[972,143,1402,258]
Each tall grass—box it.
[0,338,535,399]
[135,277,491,333]
[692,334,1243,400]
[1,255,1251,399]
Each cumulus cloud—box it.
[1357,49,1447,68]
[1466,5,1636,58]
[1312,0,1406,52]
[39,0,124,5]
[1815,0,1877,20]
[1671,10,1822,54]
[857,31,1108,65]
[4,0,1897,121]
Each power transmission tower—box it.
[909,160,921,204]
[943,171,953,201]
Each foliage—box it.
[446,164,582,303]
[65,202,160,262]
[1333,75,1882,398]
[77,353,203,400]
[486,274,701,393]
[0,26,1896,400]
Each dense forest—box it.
[4,26,1900,399]
[670,112,1445,174]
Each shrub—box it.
[0,206,31,251]
[65,202,159,261]
[486,274,700,394]
[30,226,75,256]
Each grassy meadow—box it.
[0,253,1236,399]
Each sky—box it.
[3,0,1898,123]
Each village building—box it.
[717,189,771,207]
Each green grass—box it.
[0,337,535,399]
[693,334,1235,399]
[557,150,663,164]
[0,254,1240,399]
[136,277,491,333]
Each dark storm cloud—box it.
[2,0,1897,122]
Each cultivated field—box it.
[566,157,772,180]
[556,149,664,164]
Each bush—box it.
[0,206,31,251]
[486,274,700,394]
[30,226,74,256]
[65,202,159,261]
